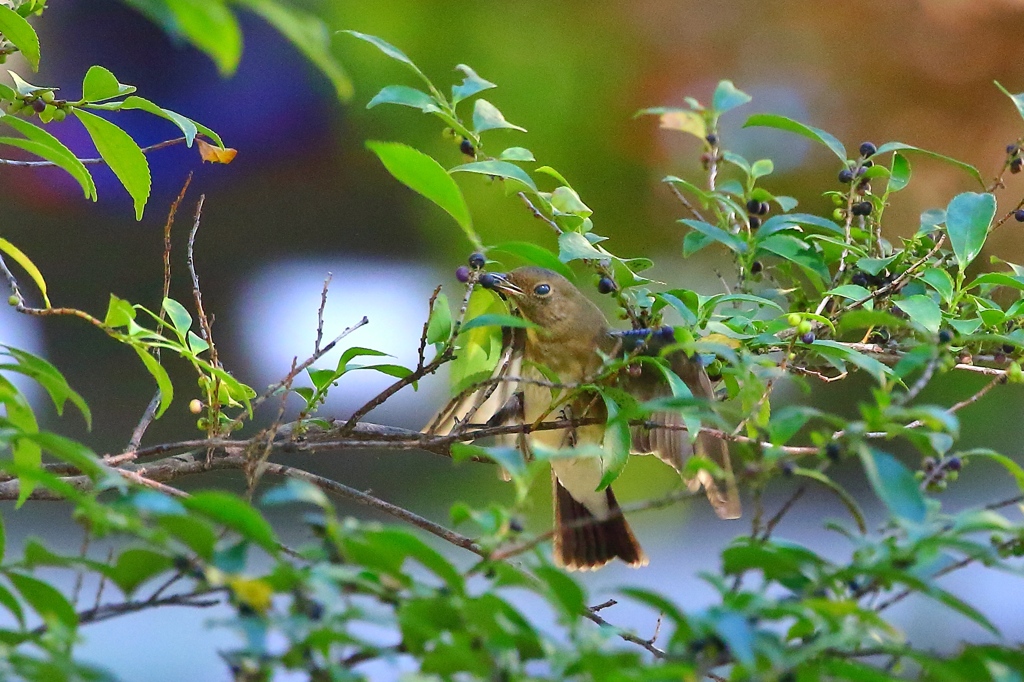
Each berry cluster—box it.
[1008,142,1023,174]
[915,455,962,492]
[6,89,70,122]
[835,142,877,219]
[746,198,770,230]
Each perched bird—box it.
[425,266,740,570]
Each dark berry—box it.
[746,198,761,214]
[658,325,676,342]
[851,201,872,217]
[30,98,45,113]
[838,168,854,183]
[856,166,867,178]
[1015,209,1024,223]
[946,456,963,472]
[800,331,816,344]
[1008,144,1019,155]
[509,518,524,533]
[862,159,874,168]
[824,442,841,461]
[750,260,763,275]
[1012,158,1023,174]
[749,215,762,230]
[459,137,475,157]
[938,328,953,344]
[859,141,877,157]
[759,201,770,216]
[851,272,869,287]
[923,456,937,472]
[1004,343,1015,353]
[597,276,616,294]
[705,133,718,146]
[479,272,499,289]
[781,461,795,476]
[468,252,486,269]
[305,601,324,621]
[455,265,471,283]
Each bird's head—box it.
[488,266,607,340]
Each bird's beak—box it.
[490,273,524,297]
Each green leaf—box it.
[498,146,534,161]
[598,393,631,490]
[29,432,105,478]
[110,549,172,595]
[103,294,135,328]
[158,515,217,560]
[0,375,41,505]
[133,346,173,418]
[743,113,846,160]
[920,267,955,303]
[533,565,585,620]
[451,63,496,104]
[0,5,40,70]
[712,611,755,666]
[996,80,1024,123]
[945,191,996,271]
[550,186,591,217]
[460,313,537,333]
[680,219,746,254]
[120,96,199,146]
[894,295,942,334]
[0,237,50,308]
[712,80,752,115]
[0,112,96,199]
[236,0,353,100]
[185,491,278,553]
[367,85,439,112]
[489,241,573,279]
[344,30,432,89]
[73,109,151,220]
[876,142,984,188]
[426,292,452,344]
[811,340,892,384]
[337,346,390,373]
[472,99,526,134]
[557,231,605,262]
[450,159,538,193]
[962,449,1024,492]
[0,583,23,628]
[81,65,136,102]
[792,468,866,533]
[162,297,192,337]
[750,158,774,179]
[163,0,242,75]
[366,141,478,249]
[6,571,77,629]
[889,152,911,192]
[260,478,332,509]
[859,447,926,523]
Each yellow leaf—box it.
[0,237,50,308]
[197,138,238,164]
[659,110,706,139]
[701,333,742,349]
[228,576,273,614]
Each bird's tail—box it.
[552,475,647,571]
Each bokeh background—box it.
[5,1,1024,679]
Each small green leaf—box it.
[460,313,537,333]
[532,565,585,620]
[894,295,942,334]
[451,64,496,104]
[859,447,926,523]
[472,99,526,134]
[426,292,452,344]
[550,186,591,217]
[498,146,534,162]
[0,6,40,70]
[6,571,77,629]
[337,346,390,373]
[260,479,332,509]
[81,65,136,102]
[104,294,136,328]
[876,142,984,188]
[73,109,151,220]
[450,159,537,193]
[598,393,631,490]
[557,231,605,262]
[750,158,774,179]
[945,191,996,271]
[743,113,846,160]
[0,237,49,308]
[110,549,172,595]
[366,141,478,249]
[133,346,173,418]
[344,30,432,89]
[712,80,751,115]
[120,96,200,146]
[920,267,955,303]
[792,468,866,533]
[185,491,278,553]
[367,85,439,112]
[680,219,746,254]
[889,152,911,192]
[162,297,192,337]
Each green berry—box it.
[797,320,812,334]
[8,294,18,306]
[787,313,801,327]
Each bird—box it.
[425,266,740,570]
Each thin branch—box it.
[315,272,333,354]
[518,191,562,234]
[34,588,225,636]
[0,137,190,167]
[582,608,667,658]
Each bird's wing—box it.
[422,326,524,448]
[627,348,741,520]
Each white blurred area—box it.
[234,258,451,429]
[0,305,46,406]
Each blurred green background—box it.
[4,1,1024,678]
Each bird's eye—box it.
[533,283,551,296]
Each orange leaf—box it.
[197,138,237,164]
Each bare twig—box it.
[518,191,562,234]
[315,272,333,354]
[0,137,191,167]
